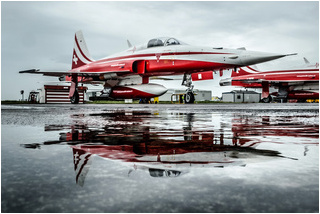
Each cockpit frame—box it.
[147,37,182,48]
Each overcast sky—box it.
[1,1,319,100]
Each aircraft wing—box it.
[231,78,317,89]
[19,69,70,77]
[19,69,131,77]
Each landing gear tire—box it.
[261,95,271,103]
[70,90,79,104]
[185,92,195,104]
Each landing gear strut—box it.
[70,90,79,104]
[260,81,271,103]
[182,73,195,104]
[69,74,79,104]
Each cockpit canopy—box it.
[147,37,184,48]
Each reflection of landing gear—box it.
[182,73,195,104]
[70,90,79,104]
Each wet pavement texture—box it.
[1,103,319,213]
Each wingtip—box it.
[19,69,39,73]
[285,53,298,57]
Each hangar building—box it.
[159,89,212,102]
[37,85,87,104]
[222,90,261,103]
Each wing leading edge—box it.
[19,69,131,77]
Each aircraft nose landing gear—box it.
[185,91,195,103]
[182,73,195,104]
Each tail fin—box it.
[72,30,95,69]
[231,65,260,77]
[303,57,310,64]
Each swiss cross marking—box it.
[74,152,79,163]
[73,55,79,65]
[155,53,161,62]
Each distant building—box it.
[37,85,87,104]
[222,90,261,103]
[159,89,212,102]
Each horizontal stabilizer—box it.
[19,68,131,78]
[19,69,71,77]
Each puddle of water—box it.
[1,104,319,212]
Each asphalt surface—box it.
[1,103,319,212]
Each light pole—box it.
[20,90,24,101]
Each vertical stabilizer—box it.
[72,147,93,187]
[303,57,310,64]
[127,39,133,48]
[72,30,95,69]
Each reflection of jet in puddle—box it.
[21,110,309,186]
[232,115,319,139]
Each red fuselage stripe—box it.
[99,51,233,63]
[260,69,319,74]
[246,66,259,72]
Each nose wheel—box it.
[182,73,195,104]
[185,91,195,103]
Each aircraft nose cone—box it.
[240,51,287,66]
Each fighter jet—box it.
[220,59,319,102]
[20,30,293,104]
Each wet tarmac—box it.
[1,103,319,212]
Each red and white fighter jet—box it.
[220,59,319,102]
[20,30,293,104]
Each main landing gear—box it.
[69,74,79,104]
[182,73,195,104]
[261,95,272,103]
[70,90,79,104]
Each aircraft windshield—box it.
[147,37,182,48]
